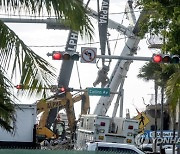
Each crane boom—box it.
[93,10,148,116]
[94,37,140,115]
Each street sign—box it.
[87,87,110,96]
[134,112,150,130]
[81,47,97,63]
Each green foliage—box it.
[165,65,180,111]
[0,20,57,98]
[137,0,180,54]
[137,0,180,114]
[0,0,94,39]
[137,62,162,82]
[0,69,16,132]
[137,62,178,108]
[0,0,94,132]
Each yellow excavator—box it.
[36,91,90,141]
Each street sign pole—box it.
[79,47,153,62]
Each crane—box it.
[76,0,149,149]
[88,0,138,116]
[0,0,148,148]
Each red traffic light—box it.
[152,54,180,63]
[59,87,66,93]
[15,85,23,89]
[58,87,73,93]
[51,51,79,61]
[152,54,162,63]
[52,51,62,60]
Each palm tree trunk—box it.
[172,111,176,154]
[153,82,158,153]
[177,100,180,154]
[160,86,164,153]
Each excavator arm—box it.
[36,92,90,140]
[36,96,69,139]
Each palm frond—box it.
[166,66,180,110]
[1,0,94,39]
[137,62,162,81]
[0,20,57,97]
[0,68,16,132]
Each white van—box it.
[85,142,145,154]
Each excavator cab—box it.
[53,120,66,140]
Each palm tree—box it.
[137,62,176,152]
[166,65,180,113]
[0,0,94,132]
[165,65,180,154]
[137,62,162,153]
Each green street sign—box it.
[87,88,110,97]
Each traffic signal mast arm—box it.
[47,52,179,63]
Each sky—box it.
[1,0,157,118]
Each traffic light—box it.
[52,51,62,60]
[59,87,66,93]
[58,87,73,93]
[152,54,179,63]
[51,51,79,61]
[14,84,24,89]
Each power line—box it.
[0,2,177,19]
[28,37,128,48]
[0,10,141,18]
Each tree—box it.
[137,0,180,54]
[137,0,180,152]
[137,62,162,153]
[166,65,180,113]
[137,62,176,152]
[0,0,94,132]
[165,65,180,154]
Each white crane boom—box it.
[93,0,145,116]
[93,35,141,115]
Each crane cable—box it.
[113,11,126,55]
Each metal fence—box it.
[0,149,114,154]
